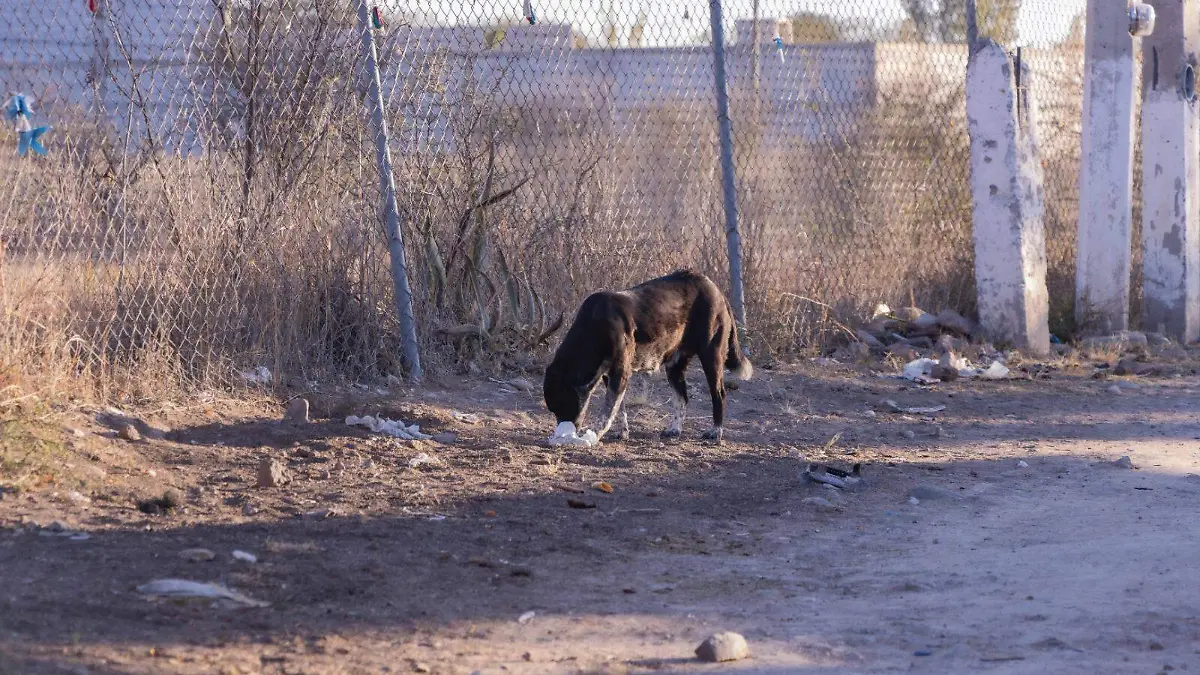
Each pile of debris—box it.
[832,304,1011,383]
[843,304,977,360]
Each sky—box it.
[381,0,1087,47]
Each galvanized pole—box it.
[356,0,423,381]
[707,0,747,327]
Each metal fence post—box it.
[355,0,423,381]
[707,0,747,328]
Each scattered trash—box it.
[136,579,269,608]
[179,548,216,562]
[548,421,598,447]
[453,412,481,424]
[517,610,537,625]
[592,481,613,494]
[1017,460,1030,468]
[408,452,440,468]
[239,366,272,386]
[427,514,448,521]
[37,521,90,540]
[802,497,838,510]
[695,632,750,663]
[232,550,258,564]
[901,357,1008,383]
[914,650,933,657]
[800,463,864,490]
[567,498,597,509]
[979,361,1010,379]
[346,415,432,441]
[491,377,535,393]
[881,399,946,415]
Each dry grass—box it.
[0,37,1090,402]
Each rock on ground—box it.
[257,458,290,488]
[284,398,310,425]
[695,632,750,663]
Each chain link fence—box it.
[0,0,1090,394]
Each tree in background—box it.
[900,0,1018,43]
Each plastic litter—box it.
[136,579,269,608]
[346,414,432,440]
[548,421,598,447]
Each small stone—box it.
[1149,640,1165,651]
[863,410,877,419]
[1114,358,1139,376]
[1017,460,1029,468]
[695,632,750,663]
[232,550,258,563]
[901,429,916,440]
[1106,384,1123,395]
[908,496,920,506]
[243,503,259,516]
[855,329,886,351]
[161,489,184,509]
[257,458,289,488]
[432,433,458,444]
[887,342,919,361]
[118,424,141,442]
[179,548,215,562]
[1112,455,1134,469]
[413,663,431,674]
[936,309,974,336]
[284,398,310,425]
[801,497,838,511]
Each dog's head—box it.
[543,357,589,426]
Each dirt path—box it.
[2,359,1199,674]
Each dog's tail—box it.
[725,311,753,381]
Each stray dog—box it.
[543,270,752,442]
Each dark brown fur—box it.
[543,270,752,441]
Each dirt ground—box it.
[3,351,1200,675]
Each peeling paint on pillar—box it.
[1140,0,1200,342]
[1076,0,1139,334]
[966,40,1051,356]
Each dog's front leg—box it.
[596,357,632,442]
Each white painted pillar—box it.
[1141,0,1200,342]
[966,41,1051,356]
[1076,0,1139,334]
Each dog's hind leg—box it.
[699,338,727,443]
[662,351,691,438]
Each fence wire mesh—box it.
[1,0,1089,393]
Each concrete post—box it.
[1140,0,1200,342]
[966,41,1051,356]
[1076,0,1139,334]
